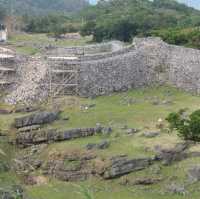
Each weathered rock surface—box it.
[103,156,153,179]
[15,127,103,147]
[86,140,110,150]
[120,177,162,186]
[43,151,96,181]
[17,125,41,133]
[188,165,200,183]
[154,143,189,165]
[12,144,47,174]
[143,131,160,138]
[125,128,139,135]
[14,111,60,128]
[166,183,187,195]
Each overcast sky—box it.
[179,0,200,9]
[89,0,200,9]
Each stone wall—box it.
[76,37,200,97]
[44,41,124,56]
[78,37,169,97]
[4,37,200,104]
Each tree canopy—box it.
[80,0,200,42]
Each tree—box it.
[166,109,200,141]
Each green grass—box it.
[2,86,200,199]
[7,33,93,55]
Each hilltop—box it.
[80,0,200,42]
[0,0,89,15]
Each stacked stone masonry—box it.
[2,37,200,104]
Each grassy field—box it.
[7,33,93,55]
[2,86,200,199]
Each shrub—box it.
[166,109,200,141]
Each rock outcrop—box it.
[14,111,60,128]
[43,150,96,181]
[15,127,103,147]
[103,156,153,179]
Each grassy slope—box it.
[7,33,93,55]
[2,86,200,199]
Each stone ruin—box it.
[1,37,200,104]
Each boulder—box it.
[98,140,110,149]
[154,143,189,165]
[86,140,110,150]
[143,131,160,138]
[86,143,96,150]
[166,183,187,195]
[188,165,200,182]
[103,156,153,179]
[102,127,112,135]
[125,128,139,135]
[132,177,162,185]
[120,177,162,186]
[14,111,60,128]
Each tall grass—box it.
[75,184,94,199]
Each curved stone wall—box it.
[77,37,200,97]
[4,37,200,104]
[44,41,124,56]
[78,37,169,97]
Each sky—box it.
[89,0,98,5]
[179,0,200,9]
[89,0,200,9]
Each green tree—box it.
[166,109,200,141]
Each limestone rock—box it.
[143,131,160,138]
[86,140,110,150]
[15,127,103,147]
[17,125,41,133]
[125,128,139,135]
[103,157,153,179]
[14,111,60,128]
[166,183,187,195]
[43,150,96,182]
[154,143,189,165]
[120,177,162,186]
[188,165,200,183]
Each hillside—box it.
[0,0,89,15]
[80,0,200,42]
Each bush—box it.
[166,109,200,141]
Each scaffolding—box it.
[48,49,84,99]
[0,53,16,91]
